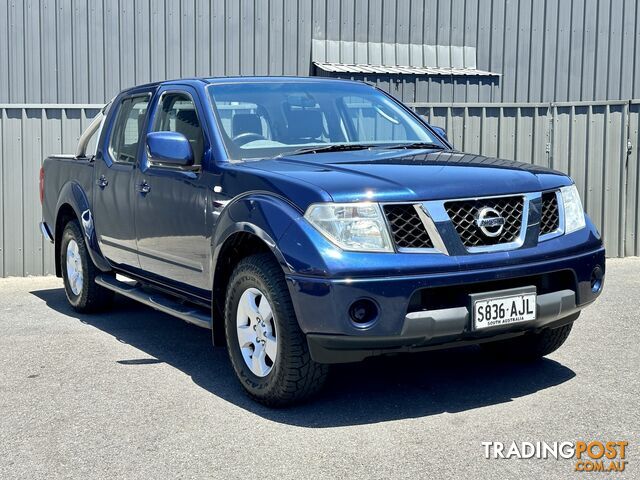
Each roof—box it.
[313,61,500,77]
[204,76,364,84]
[118,76,364,95]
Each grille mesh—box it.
[383,205,433,249]
[445,196,524,247]
[540,191,560,235]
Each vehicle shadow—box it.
[31,287,576,428]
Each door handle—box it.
[96,175,108,188]
[138,181,151,194]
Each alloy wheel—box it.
[66,239,84,296]
[236,287,278,377]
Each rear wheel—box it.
[480,322,574,360]
[224,253,328,406]
[60,220,113,312]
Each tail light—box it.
[39,166,45,204]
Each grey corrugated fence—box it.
[1,0,639,105]
[0,105,102,277]
[0,99,638,277]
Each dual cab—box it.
[40,77,605,405]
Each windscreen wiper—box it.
[376,142,446,150]
[278,142,446,157]
[278,144,379,157]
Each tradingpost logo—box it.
[482,441,628,473]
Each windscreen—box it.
[207,81,441,160]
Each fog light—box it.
[349,298,379,327]
[591,266,604,293]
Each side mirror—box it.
[431,125,448,141]
[146,131,194,166]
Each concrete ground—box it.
[0,259,638,479]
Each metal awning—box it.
[313,61,500,77]
[311,39,500,77]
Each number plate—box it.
[472,292,536,330]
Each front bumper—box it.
[286,246,605,364]
[307,290,581,363]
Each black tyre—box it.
[224,253,328,406]
[480,322,574,361]
[60,220,114,312]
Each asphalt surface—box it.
[0,259,638,479]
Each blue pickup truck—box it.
[40,77,605,406]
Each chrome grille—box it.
[540,191,560,235]
[445,196,524,247]
[383,205,433,249]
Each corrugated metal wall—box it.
[0,0,638,276]
[0,106,101,276]
[1,100,638,276]
[1,0,638,104]
[627,101,640,257]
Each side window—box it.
[341,95,409,142]
[108,96,149,163]
[152,92,205,165]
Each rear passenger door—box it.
[133,87,211,293]
[93,94,150,268]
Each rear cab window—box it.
[108,96,150,164]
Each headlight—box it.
[560,184,586,234]
[304,202,394,252]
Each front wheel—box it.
[60,220,113,312]
[224,253,328,406]
[480,322,574,360]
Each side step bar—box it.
[95,274,211,330]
